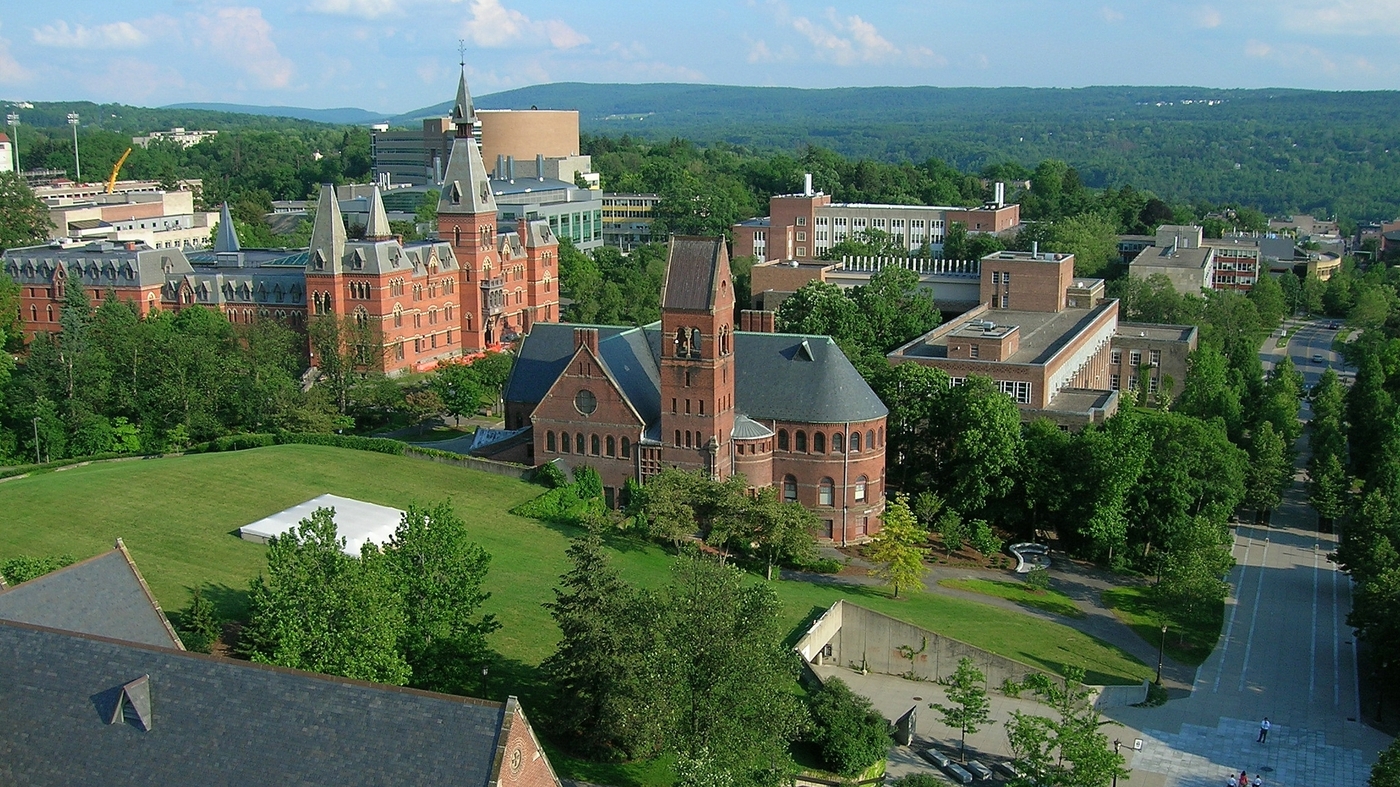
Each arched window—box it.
[606,436,616,457]
[831,432,843,453]
[685,431,693,448]
[851,432,862,452]
[674,327,688,357]
[591,435,601,456]
[777,429,789,451]
[454,225,461,245]
[675,430,682,447]
[795,431,807,453]
[813,432,825,454]
[546,431,557,452]
[559,432,570,453]
[393,305,403,327]
[783,475,798,503]
[575,433,585,454]
[855,476,868,502]
[819,478,834,506]
[354,307,368,328]
[879,426,885,446]
[621,437,631,458]
[867,430,876,451]
[690,328,702,358]
[46,305,53,322]
[30,304,36,322]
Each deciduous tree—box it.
[929,657,994,762]
[867,494,927,598]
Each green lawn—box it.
[0,445,1152,783]
[1101,586,1224,667]
[937,578,1086,619]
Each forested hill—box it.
[476,83,1400,221]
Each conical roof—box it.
[451,67,476,128]
[308,184,347,272]
[215,202,240,253]
[365,185,392,239]
[438,137,497,216]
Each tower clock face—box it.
[574,389,598,415]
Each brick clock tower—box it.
[437,68,503,352]
[659,237,737,478]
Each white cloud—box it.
[1272,0,1400,36]
[748,38,774,63]
[785,9,940,66]
[194,7,295,89]
[1245,39,1273,57]
[1100,6,1125,22]
[32,20,149,49]
[0,33,30,84]
[1195,6,1223,27]
[307,0,401,19]
[460,0,587,50]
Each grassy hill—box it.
[0,445,1148,685]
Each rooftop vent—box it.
[106,675,153,732]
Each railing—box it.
[838,255,981,276]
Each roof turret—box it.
[365,184,392,240]
[451,67,477,137]
[214,202,240,253]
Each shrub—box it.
[808,677,892,776]
[969,519,1003,557]
[1,554,76,585]
[1024,568,1051,592]
[274,432,406,455]
[794,556,843,574]
[533,461,569,489]
[889,775,943,787]
[573,465,603,500]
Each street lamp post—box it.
[31,416,40,465]
[5,113,17,173]
[1156,624,1168,685]
[67,112,80,182]
[1112,739,1122,787]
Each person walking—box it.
[1228,774,1238,787]
[1252,775,1263,787]
[1240,769,1249,785]
[1258,717,1271,743]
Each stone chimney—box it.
[739,310,776,333]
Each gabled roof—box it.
[438,137,497,216]
[662,236,726,312]
[504,323,635,406]
[0,540,183,650]
[0,619,532,786]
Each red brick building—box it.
[488,237,889,543]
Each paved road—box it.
[1101,318,1389,787]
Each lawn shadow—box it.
[197,582,251,623]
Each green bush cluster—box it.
[511,467,606,526]
[806,678,892,777]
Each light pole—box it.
[67,112,80,182]
[1112,739,1122,787]
[5,113,17,173]
[1156,624,1168,685]
[31,416,40,465]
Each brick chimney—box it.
[739,310,776,333]
[573,327,599,354]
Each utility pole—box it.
[67,112,80,182]
[31,416,40,465]
[5,113,17,173]
[1156,624,1168,685]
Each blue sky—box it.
[1,1,1397,111]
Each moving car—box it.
[1312,353,1325,363]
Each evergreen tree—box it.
[177,587,223,653]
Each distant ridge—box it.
[163,102,392,125]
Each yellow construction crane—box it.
[105,147,132,193]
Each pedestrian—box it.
[1253,775,1262,787]
[1227,774,1237,787]
[1240,769,1249,785]
[1258,716,1271,743]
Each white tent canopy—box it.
[238,494,405,556]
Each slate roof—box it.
[439,137,497,216]
[0,541,183,650]
[0,619,515,786]
[732,414,775,439]
[662,237,724,311]
[507,323,887,428]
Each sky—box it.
[0,0,1397,112]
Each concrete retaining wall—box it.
[403,447,531,479]
[794,600,1146,709]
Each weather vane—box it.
[458,39,467,68]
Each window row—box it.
[545,431,632,459]
[775,427,884,454]
[781,475,873,505]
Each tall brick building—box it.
[487,237,889,543]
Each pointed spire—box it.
[438,137,497,216]
[308,184,346,273]
[365,185,392,240]
[215,202,240,253]
[451,67,477,136]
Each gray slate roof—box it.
[0,620,512,786]
[662,237,724,311]
[0,543,182,650]
[439,137,497,216]
[507,323,887,427]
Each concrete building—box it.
[750,256,983,314]
[1128,225,1262,294]
[372,69,593,189]
[487,237,890,544]
[601,192,660,251]
[1109,323,1198,402]
[490,173,603,253]
[732,179,1021,263]
[36,184,216,251]
[132,128,217,149]
[888,249,1197,428]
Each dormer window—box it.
[450,182,462,204]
